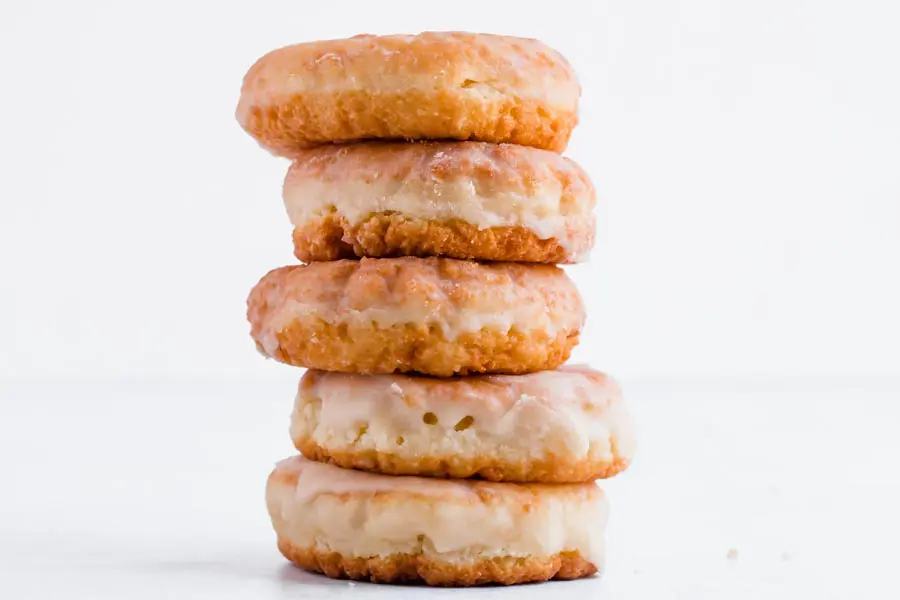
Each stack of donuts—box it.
[236,32,636,587]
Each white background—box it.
[2,1,899,598]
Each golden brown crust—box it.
[246,92,576,156]
[276,537,597,586]
[256,319,578,376]
[246,259,583,376]
[236,33,580,154]
[292,215,576,263]
[296,440,630,483]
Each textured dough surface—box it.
[267,456,607,586]
[236,32,580,155]
[284,142,595,263]
[277,538,597,586]
[246,258,584,376]
[291,367,636,482]
[292,215,577,263]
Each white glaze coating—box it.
[283,142,596,260]
[267,456,608,566]
[291,367,636,465]
[238,32,580,117]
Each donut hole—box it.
[422,412,438,425]
[396,436,405,445]
[454,416,475,432]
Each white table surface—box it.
[1,376,898,599]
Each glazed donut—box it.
[285,141,596,263]
[246,258,584,376]
[267,455,607,586]
[291,367,635,483]
[236,32,580,155]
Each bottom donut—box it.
[267,455,608,586]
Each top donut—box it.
[236,32,580,156]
